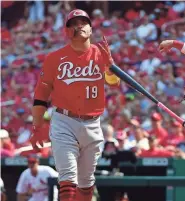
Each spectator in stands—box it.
[16,115,33,147]
[124,1,145,24]
[134,126,150,151]
[174,147,185,159]
[136,15,158,42]
[111,108,131,131]
[163,121,185,149]
[10,63,36,92]
[139,47,161,75]
[120,119,140,150]
[7,108,27,145]
[139,135,174,157]
[3,43,16,64]
[115,130,127,151]
[0,129,15,157]
[101,124,119,154]
[175,140,185,159]
[27,0,45,23]
[149,112,168,145]
[172,1,185,15]
[47,1,64,31]
[92,9,105,29]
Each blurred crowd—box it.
[1,1,185,159]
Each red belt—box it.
[56,108,99,121]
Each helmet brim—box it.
[66,16,91,27]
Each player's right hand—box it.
[97,36,114,65]
[159,40,173,53]
[30,125,44,152]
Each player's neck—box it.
[70,39,91,53]
[31,170,38,177]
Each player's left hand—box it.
[97,36,114,65]
[30,125,45,152]
[159,40,173,53]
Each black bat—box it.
[110,64,185,127]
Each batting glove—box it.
[30,125,45,151]
[97,36,114,66]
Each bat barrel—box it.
[110,64,158,104]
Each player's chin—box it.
[78,31,90,37]
[81,32,89,37]
[75,35,89,41]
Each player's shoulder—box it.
[38,165,58,176]
[20,168,31,177]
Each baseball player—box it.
[159,40,185,54]
[16,155,58,201]
[30,9,120,201]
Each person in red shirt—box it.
[30,9,120,201]
[163,121,185,148]
[7,108,26,145]
[124,7,139,22]
[149,112,168,145]
[91,9,105,29]
[139,135,174,158]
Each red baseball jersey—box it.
[34,44,109,116]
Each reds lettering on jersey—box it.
[57,59,103,84]
[34,44,108,116]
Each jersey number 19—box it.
[86,86,98,99]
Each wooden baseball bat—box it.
[110,64,185,127]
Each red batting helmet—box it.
[65,9,91,27]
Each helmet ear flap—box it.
[65,27,74,39]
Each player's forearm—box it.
[32,81,52,126]
[173,40,185,53]
[32,106,47,127]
